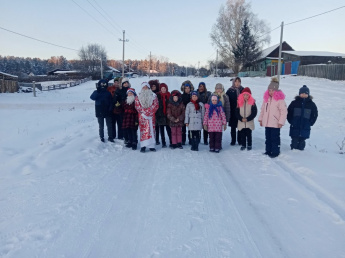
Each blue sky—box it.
[1,0,344,67]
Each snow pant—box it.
[265,127,281,156]
[291,137,306,150]
[190,130,201,150]
[182,125,191,144]
[155,123,160,143]
[171,126,182,145]
[231,125,241,145]
[97,117,113,140]
[123,127,138,145]
[157,125,172,145]
[209,132,222,150]
[112,114,123,139]
[239,128,252,148]
[203,129,209,144]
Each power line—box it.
[257,25,281,39]
[285,5,345,26]
[0,26,78,51]
[71,0,118,38]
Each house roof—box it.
[282,51,345,57]
[53,70,79,74]
[106,66,121,73]
[260,43,280,59]
[0,71,18,79]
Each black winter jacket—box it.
[226,86,244,126]
[90,89,113,118]
[287,96,318,139]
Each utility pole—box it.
[277,21,284,83]
[149,51,151,78]
[100,57,103,79]
[216,49,218,77]
[119,30,129,78]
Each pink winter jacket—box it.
[258,90,287,128]
[203,104,227,132]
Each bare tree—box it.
[78,43,107,73]
[210,0,270,73]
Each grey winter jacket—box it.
[184,102,205,131]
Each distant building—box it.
[0,71,19,93]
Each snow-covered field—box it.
[0,76,344,257]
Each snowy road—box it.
[0,77,344,257]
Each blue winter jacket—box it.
[287,96,318,139]
[90,88,113,118]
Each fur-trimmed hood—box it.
[180,80,194,92]
[295,95,313,100]
[263,89,285,103]
[238,92,255,107]
[169,90,182,105]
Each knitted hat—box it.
[122,78,129,85]
[199,82,206,87]
[268,77,279,91]
[190,91,198,97]
[159,83,168,91]
[126,88,136,96]
[215,83,223,90]
[185,83,191,88]
[242,87,252,95]
[299,85,310,95]
[114,77,120,82]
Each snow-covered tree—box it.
[232,18,262,71]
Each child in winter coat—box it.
[258,77,288,158]
[236,87,257,151]
[198,82,212,145]
[156,83,172,148]
[167,90,185,149]
[90,79,114,142]
[287,85,318,150]
[203,95,227,153]
[122,88,139,150]
[185,91,205,151]
[181,80,194,145]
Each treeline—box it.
[0,55,211,79]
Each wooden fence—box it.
[298,64,345,81]
[19,77,92,92]
[0,80,18,93]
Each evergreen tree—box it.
[232,19,261,71]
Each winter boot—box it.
[100,138,105,142]
[247,146,252,151]
[170,144,177,149]
[240,146,246,151]
[140,147,146,153]
[215,149,220,153]
[108,137,115,143]
[177,143,183,149]
[162,141,167,148]
[195,138,200,151]
[191,139,196,151]
[125,142,132,148]
[132,143,137,150]
[149,148,156,152]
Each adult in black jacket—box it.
[226,77,244,145]
[181,80,194,145]
[90,79,114,142]
[112,77,131,140]
[197,82,211,144]
[287,85,318,150]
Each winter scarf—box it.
[230,85,242,98]
[208,101,223,119]
[191,99,200,111]
[263,90,285,103]
[159,92,171,115]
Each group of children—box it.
[90,76,318,157]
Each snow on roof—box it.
[53,71,79,74]
[259,43,280,59]
[282,51,345,57]
[106,66,121,72]
[0,71,18,78]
